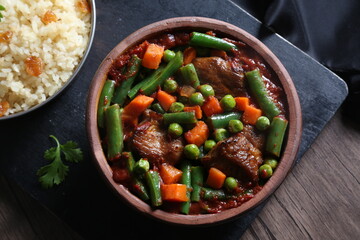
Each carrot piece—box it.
[142,43,164,69]
[235,97,250,111]
[184,121,209,147]
[157,90,177,111]
[161,184,188,202]
[202,96,223,117]
[184,105,202,119]
[122,94,154,125]
[242,105,262,125]
[183,47,197,65]
[160,164,183,184]
[210,49,227,59]
[206,167,226,189]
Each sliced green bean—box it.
[207,112,242,129]
[189,32,236,51]
[180,63,200,88]
[245,69,281,120]
[163,49,176,62]
[123,152,135,173]
[145,170,162,207]
[128,65,165,99]
[97,80,115,128]
[201,187,226,200]
[191,166,204,202]
[265,117,288,157]
[105,104,123,161]
[140,51,183,96]
[112,55,142,106]
[163,112,197,125]
[134,158,150,176]
[151,103,166,114]
[180,161,192,214]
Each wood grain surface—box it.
[1,109,359,239]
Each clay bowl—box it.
[86,17,302,226]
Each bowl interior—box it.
[86,17,302,226]
[0,0,96,121]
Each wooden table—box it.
[1,109,359,240]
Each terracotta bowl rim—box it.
[86,16,302,226]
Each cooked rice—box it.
[0,0,91,116]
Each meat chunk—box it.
[202,133,263,183]
[192,57,246,99]
[131,119,184,166]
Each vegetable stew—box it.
[97,30,288,214]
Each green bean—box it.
[201,187,226,200]
[134,158,150,176]
[163,112,197,125]
[104,104,123,161]
[265,116,288,157]
[132,177,150,201]
[180,63,200,88]
[180,161,192,214]
[189,32,237,51]
[163,49,175,62]
[123,152,135,173]
[245,69,281,120]
[112,55,142,105]
[141,51,183,96]
[207,112,242,129]
[128,65,165,99]
[151,103,166,114]
[97,80,115,128]
[191,166,204,202]
[145,170,162,207]
[123,152,149,201]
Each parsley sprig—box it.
[0,5,5,22]
[37,135,83,189]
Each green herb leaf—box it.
[61,141,83,163]
[0,5,5,11]
[37,135,83,189]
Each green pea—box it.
[256,116,270,131]
[189,92,205,106]
[168,123,183,137]
[214,128,229,142]
[134,158,150,176]
[264,159,278,169]
[228,119,243,133]
[204,139,216,152]
[220,95,236,111]
[163,78,178,93]
[169,102,184,113]
[198,84,215,98]
[224,177,237,191]
[184,144,200,160]
[259,164,273,179]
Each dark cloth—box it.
[236,0,360,120]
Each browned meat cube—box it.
[131,120,184,167]
[202,133,263,183]
[192,57,246,99]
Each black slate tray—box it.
[0,0,348,239]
